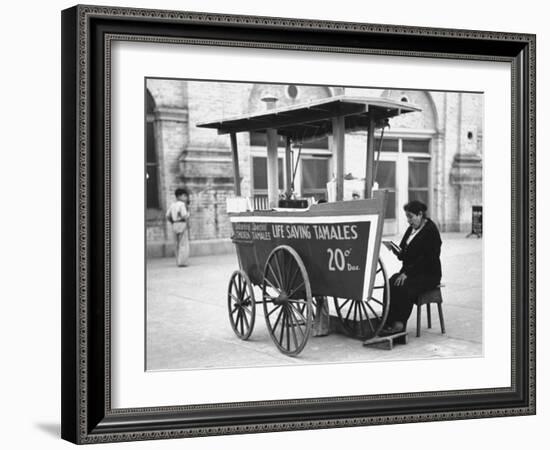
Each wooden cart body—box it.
[230,195,386,303]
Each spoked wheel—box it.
[333,257,390,339]
[262,245,313,356]
[227,270,256,340]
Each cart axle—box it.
[273,292,290,305]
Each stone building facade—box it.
[145,79,483,257]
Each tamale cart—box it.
[197,96,420,355]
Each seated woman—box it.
[381,200,442,335]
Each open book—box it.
[382,240,401,254]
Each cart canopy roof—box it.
[196,95,421,142]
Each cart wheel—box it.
[333,257,390,339]
[262,245,313,356]
[227,270,256,340]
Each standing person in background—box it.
[166,188,191,267]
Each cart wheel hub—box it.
[274,292,289,305]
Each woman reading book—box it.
[381,200,442,335]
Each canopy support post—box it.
[267,128,279,208]
[229,132,241,196]
[285,136,292,198]
[364,114,376,199]
[332,116,345,201]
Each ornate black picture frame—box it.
[61,4,536,444]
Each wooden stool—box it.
[415,285,446,337]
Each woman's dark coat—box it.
[397,218,442,289]
[385,218,442,326]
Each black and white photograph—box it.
[145,78,484,371]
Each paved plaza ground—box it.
[146,233,483,371]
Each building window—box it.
[375,161,397,219]
[252,156,284,190]
[403,139,430,153]
[408,159,430,205]
[374,138,399,152]
[301,157,330,202]
[146,90,160,209]
[251,156,284,209]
